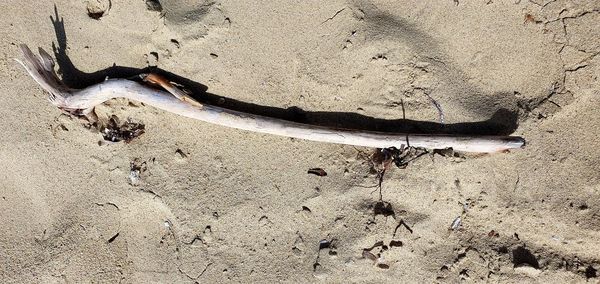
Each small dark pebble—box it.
[318,239,330,250]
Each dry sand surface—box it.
[1,0,599,283]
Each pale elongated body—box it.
[16,45,525,153]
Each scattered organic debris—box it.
[362,249,389,269]
[313,238,337,271]
[129,159,147,186]
[372,146,428,172]
[373,201,395,218]
[369,146,428,199]
[371,148,396,173]
[101,115,145,143]
[308,168,327,176]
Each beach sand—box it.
[1,0,599,282]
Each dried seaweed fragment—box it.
[101,116,145,143]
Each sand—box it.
[1,0,599,283]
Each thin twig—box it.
[423,91,445,124]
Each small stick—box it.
[423,91,445,124]
[15,45,525,153]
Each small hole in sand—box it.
[86,0,110,20]
[145,0,162,12]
